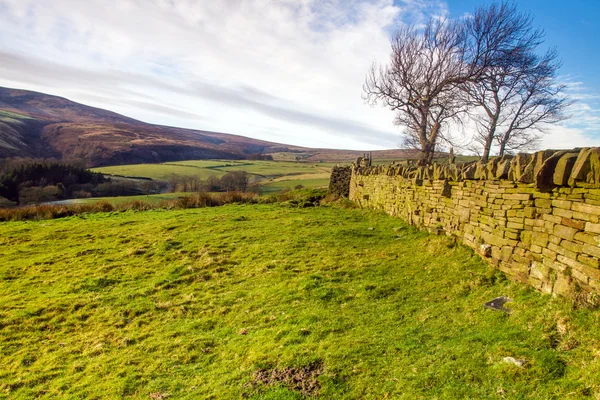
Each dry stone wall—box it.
[348,149,600,297]
[329,166,352,197]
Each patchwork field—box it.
[93,160,335,194]
[1,205,599,399]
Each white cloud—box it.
[1,0,596,153]
[0,0,451,150]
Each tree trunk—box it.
[498,129,511,157]
[498,140,507,157]
[482,108,500,162]
[481,132,494,163]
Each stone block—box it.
[557,255,591,276]
[507,222,525,230]
[543,214,562,224]
[482,232,508,247]
[574,232,599,246]
[585,222,600,234]
[536,150,568,189]
[553,207,573,219]
[578,254,600,268]
[548,242,577,260]
[530,261,549,280]
[561,240,583,254]
[553,153,579,186]
[501,246,513,261]
[568,148,593,187]
[568,259,600,281]
[531,232,549,247]
[573,211,599,223]
[583,243,600,259]
[535,198,553,208]
[505,231,519,240]
[530,244,543,254]
[553,274,573,296]
[552,199,573,209]
[561,217,585,231]
[572,201,600,216]
[554,224,578,241]
[523,207,537,218]
[571,268,589,284]
[503,193,531,201]
[542,248,557,261]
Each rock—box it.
[568,148,592,187]
[553,153,579,186]
[520,150,556,184]
[495,156,513,180]
[462,162,478,180]
[484,296,512,313]
[535,150,567,189]
[502,357,526,367]
[479,244,492,257]
[509,153,532,181]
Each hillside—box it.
[1,204,598,398]
[0,87,418,167]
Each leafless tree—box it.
[462,2,571,161]
[363,19,472,165]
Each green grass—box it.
[1,205,599,399]
[164,160,250,169]
[93,160,332,193]
[0,110,33,124]
[92,164,226,181]
[259,178,331,193]
[71,192,192,205]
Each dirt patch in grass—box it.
[248,362,324,396]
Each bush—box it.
[0,189,258,222]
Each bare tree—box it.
[463,2,571,161]
[363,19,471,165]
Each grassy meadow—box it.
[1,204,599,399]
[92,160,335,195]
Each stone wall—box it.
[348,149,600,297]
[328,166,352,197]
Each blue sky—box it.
[444,0,600,137]
[447,0,600,88]
[0,0,598,153]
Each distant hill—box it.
[0,87,417,166]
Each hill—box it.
[0,87,417,167]
[1,204,598,398]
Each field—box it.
[1,204,599,399]
[93,160,335,194]
[70,192,192,205]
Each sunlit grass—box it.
[1,205,598,398]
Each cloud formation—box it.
[0,0,598,152]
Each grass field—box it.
[92,164,227,181]
[0,109,33,124]
[259,178,331,193]
[1,204,599,399]
[71,192,191,205]
[93,160,335,194]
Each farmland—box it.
[93,160,335,194]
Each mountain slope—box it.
[0,87,416,166]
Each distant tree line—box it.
[246,153,274,161]
[0,158,161,206]
[0,159,104,205]
[168,171,251,193]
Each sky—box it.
[0,0,598,153]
